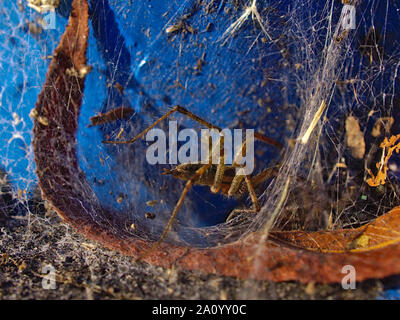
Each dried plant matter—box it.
[367,134,400,187]
[346,115,366,159]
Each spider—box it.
[103,105,282,260]
[27,0,60,13]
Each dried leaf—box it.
[89,106,134,127]
[346,115,365,159]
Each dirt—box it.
[0,185,388,300]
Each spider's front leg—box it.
[135,162,212,262]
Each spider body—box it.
[163,163,277,198]
[164,164,246,196]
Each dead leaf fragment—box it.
[367,134,400,187]
[146,200,159,207]
[346,116,365,159]
[372,117,394,137]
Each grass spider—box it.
[103,105,282,260]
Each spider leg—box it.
[211,134,226,193]
[250,165,280,189]
[228,137,248,196]
[226,135,268,221]
[102,105,220,144]
[254,132,283,151]
[227,123,282,194]
[226,175,260,221]
[136,162,212,262]
[225,131,281,211]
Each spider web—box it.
[1,0,400,294]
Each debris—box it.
[88,106,134,127]
[345,115,365,159]
[371,117,394,137]
[145,212,156,220]
[66,65,93,78]
[300,100,327,145]
[146,200,159,207]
